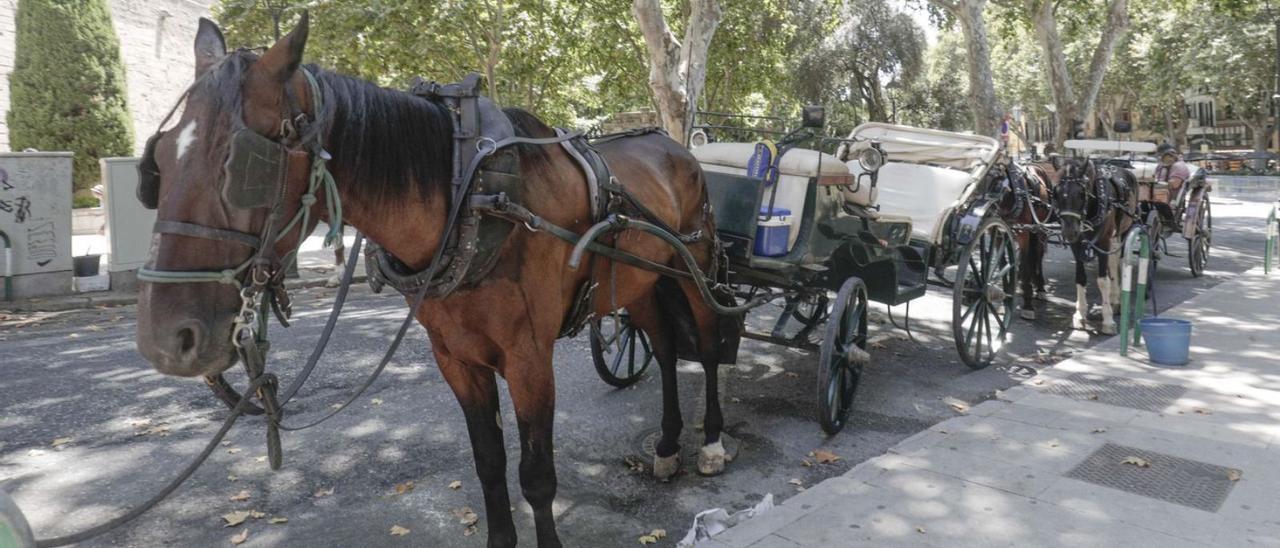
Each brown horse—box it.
[135,16,731,547]
[1003,161,1057,320]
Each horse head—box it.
[136,16,323,378]
[1053,157,1097,244]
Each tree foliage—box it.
[7,0,134,194]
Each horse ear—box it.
[257,11,309,83]
[194,18,226,77]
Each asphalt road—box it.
[0,198,1271,547]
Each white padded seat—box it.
[694,143,849,179]
[875,163,973,240]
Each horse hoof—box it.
[1019,309,1036,321]
[653,452,680,480]
[1072,316,1089,330]
[1100,323,1117,336]
[697,441,729,476]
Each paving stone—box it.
[1038,474,1225,545]
[710,505,807,548]
[745,534,803,548]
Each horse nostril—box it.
[177,326,197,355]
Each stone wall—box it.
[0,0,214,154]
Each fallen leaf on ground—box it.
[624,455,646,473]
[1033,379,1046,385]
[254,456,267,463]
[230,529,249,545]
[1088,394,1100,401]
[248,510,266,519]
[1047,439,1060,448]
[917,527,927,534]
[638,534,658,545]
[452,507,479,526]
[650,529,667,539]
[943,397,970,414]
[268,517,288,524]
[1091,428,1108,434]
[394,481,415,495]
[227,448,242,454]
[371,398,384,406]
[785,372,799,378]
[221,440,232,446]
[464,525,477,536]
[390,525,410,536]
[313,487,334,498]
[229,490,251,502]
[448,480,462,490]
[1121,456,1151,468]
[51,437,72,447]
[227,474,239,482]
[222,511,252,527]
[788,478,803,487]
[800,459,813,468]
[1193,408,1212,415]
[870,341,888,350]
[813,449,842,464]
[1227,469,1242,482]
[330,403,342,410]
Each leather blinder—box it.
[224,128,289,209]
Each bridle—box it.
[133,63,345,463]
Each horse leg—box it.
[625,294,684,480]
[438,356,517,547]
[505,361,563,548]
[674,280,732,476]
[1071,244,1090,331]
[1034,234,1048,299]
[1098,244,1117,335]
[1017,231,1036,320]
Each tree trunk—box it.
[1027,0,1129,149]
[1249,116,1270,171]
[632,0,723,145]
[949,0,1003,137]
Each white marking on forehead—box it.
[175,120,198,161]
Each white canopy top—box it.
[847,122,999,172]
[1063,139,1157,154]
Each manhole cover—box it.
[1043,372,1186,412]
[1065,443,1239,512]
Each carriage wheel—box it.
[816,277,868,435]
[952,219,1017,370]
[1189,196,1211,277]
[589,313,654,388]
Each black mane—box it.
[310,67,454,206]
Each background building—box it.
[0,0,214,154]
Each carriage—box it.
[1068,140,1213,278]
[590,114,1017,434]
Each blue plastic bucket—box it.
[1140,318,1192,366]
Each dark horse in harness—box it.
[1050,157,1136,335]
[134,16,732,547]
[1000,161,1056,320]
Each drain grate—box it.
[1065,443,1239,512]
[1043,372,1186,412]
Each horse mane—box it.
[310,67,454,207]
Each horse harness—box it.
[362,74,709,337]
[1056,159,1133,257]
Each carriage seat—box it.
[873,163,974,241]
[694,143,848,252]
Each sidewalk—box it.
[2,228,365,313]
[704,267,1280,547]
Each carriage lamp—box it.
[858,146,886,172]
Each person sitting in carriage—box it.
[1152,143,1192,206]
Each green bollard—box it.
[1120,228,1151,357]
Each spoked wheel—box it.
[816,277,869,435]
[589,313,654,388]
[1189,196,1211,277]
[952,219,1017,370]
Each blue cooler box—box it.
[755,207,791,257]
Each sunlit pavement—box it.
[0,198,1270,546]
[707,230,1280,547]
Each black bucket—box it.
[73,254,101,277]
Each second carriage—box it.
[591,114,1019,434]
